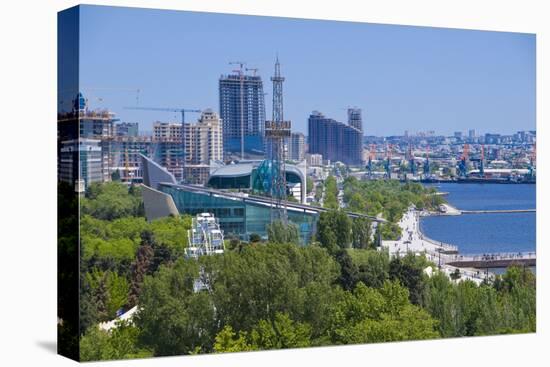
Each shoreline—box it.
[381,207,493,283]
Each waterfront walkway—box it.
[381,207,536,282]
[445,252,536,268]
[382,207,458,257]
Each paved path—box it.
[382,207,457,258]
[381,207,489,284]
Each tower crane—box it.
[408,144,416,175]
[423,145,431,177]
[245,67,259,76]
[123,106,201,125]
[479,145,485,178]
[457,143,470,178]
[123,106,202,183]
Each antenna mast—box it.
[265,56,291,224]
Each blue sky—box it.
[78,5,536,136]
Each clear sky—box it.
[78,5,536,136]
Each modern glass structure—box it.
[207,160,307,203]
[159,184,318,243]
[140,154,378,245]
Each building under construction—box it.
[151,109,223,184]
[219,67,266,160]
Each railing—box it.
[446,252,536,262]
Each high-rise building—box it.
[308,111,363,166]
[153,122,184,182]
[59,138,103,189]
[79,108,117,183]
[347,107,363,132]
[152,110,224,184]
[109,137,154,183]
[306,153,323,167]
[468,129,476,139]
[219,72,266,159]
[289,132,306,162]
[182,109,224,184]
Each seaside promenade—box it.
[381,207,489,283]
[382,207,458,258]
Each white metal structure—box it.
[185,213,225,259]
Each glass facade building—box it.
[159,184,318,244]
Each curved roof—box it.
[209,160,305,182]
[209,162,256,177]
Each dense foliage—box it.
[323,175,339,209]
[343,177,445,240]
[79,182,192,337]
[77,182,535,361]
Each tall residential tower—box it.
[308,111,363,166]
[219,69,266,159]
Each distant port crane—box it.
[423,146,430,177]
[384,144,392,179]
[457,143,470,177]
[479,145,485,178]
[408,144,416,175]
[367,144,376,177]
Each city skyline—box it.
[77,5,535,136]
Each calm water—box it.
[420,183,536,254]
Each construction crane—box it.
[123,106,201,125]
[408,144,416,175]
[245,67,259,76]
[124,106,201,183]
[81,87,141,107]
[479,145,485,178]
[423,145,431,177]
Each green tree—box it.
[249,312,312,350]
[306,178,314,194]
[111,169,121,182]
[389,254,429,305]
[317,210,352,254]
[105,272,130,317]
[267,220,300,245]
[80,322,152,361]
[81,182,142,220]
[327,281,439,344]
[249,233,262,243]
[348,249,390,288]
[148,215,191,254]
[135,259,217,356]
[213,326,252,353]
[129,242,154,307]
[351,217,372,249]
